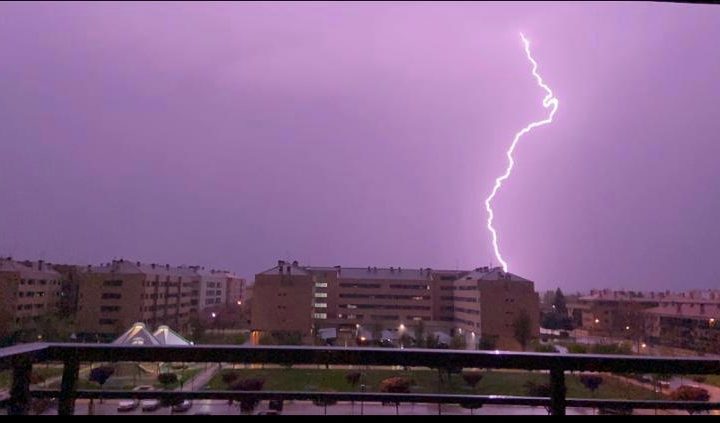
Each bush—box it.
[345,371,362,388]
[89,366,115,386]
[462,370,484,388]
[379,377,413,393]
[157,372,178,387]
[579,374,603,393]
[670,385,710,402]
[222,370,241,385]
[524,381,552,397]
[567,344,588,354]
[229,378,265,414]
[534,343,557,353]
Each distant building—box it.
[0,258,63,336]
[569,289,720,353]
[75,260,200,341]
[251,260,539,350]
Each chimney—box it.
[136,261,140,266]
[166,264,170,270]
[367,266,371,272]
[287,266,291,274]
[373,267,377,273]
[151,263,155,269]
[398,267,402,273]
[390,267,394,273]
[292,260,298,267]
[38,260,44,271]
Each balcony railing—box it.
[2,343,720,415]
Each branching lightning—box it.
[484,33,559,272]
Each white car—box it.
[171,399,193,413]
[141,399,161,411]
[117,399,139,412]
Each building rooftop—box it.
[258,260,530,283]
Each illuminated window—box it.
[313,313,327,319]
[314,303,327,308]
[314,292,327,298]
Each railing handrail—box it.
[1,342,715,374]
[2,342,720,415]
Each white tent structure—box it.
[113,322,161,346]
[153,325,192,346]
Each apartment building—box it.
[0,258,63,336]
[75,260,200,340]
[644,300,720,353]
[446,267,540,350]
[251,260,540,350]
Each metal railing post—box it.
[59,356,80,415]
[550,367,566,416]
[9,357,32,415]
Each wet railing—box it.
[1,343,720,415]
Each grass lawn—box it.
[0,365,65,389]
[206,367,664,400]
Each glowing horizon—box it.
[484,32,559,272]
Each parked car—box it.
[141,399,161,411]
[171,400,193,413]
[117,399,139,412]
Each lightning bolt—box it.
[484,33,559,272]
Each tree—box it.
[89,366,115,406]
[414,321,426,347]
[462,370,484,389]
[379,377,413,416]
[345,371,362,389]
[425,334,439,350]
[459,400,484,415]
[312,395,338,415]
[512,309,533,351]
[553,288,568,315]
[670,386,710,415]
[579,374,603,395]
[478,336,496,350]
[399,333,414,348]
[188,317,206,344]
[371,323,383,343]
[158,372,179,389]
[229,378,265,414]
[524,381,552,414]
[450,334,467,350]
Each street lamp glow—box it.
[399,323,405,330]
[625,326,630,331]
[211,312,216,318]
[641,343,647,348]
[594,318,600,324]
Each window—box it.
[315,282,328,288]
[103,280,123,287]
[313,313,327,319]
[101,293,122,300]
[100,306,121,312]
[314,292,327,298]
[98,318,118,325]
[314,303,327,308]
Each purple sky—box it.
[1,2,720,292]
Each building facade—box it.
[75,260,200,340]
[251,260,540,350]
[0,258,63,336]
